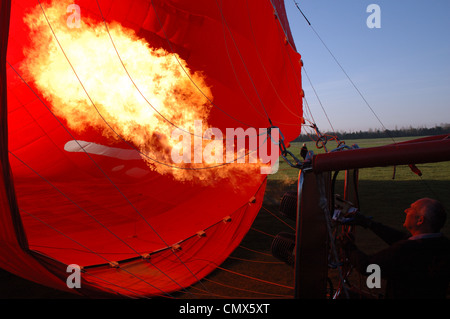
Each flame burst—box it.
[20,1,264,185]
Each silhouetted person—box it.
[300,143,308,160]
[340,198,450,299]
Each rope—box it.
[9,57,203,296]
[8,61,262,176]
[214,264,294,290]
[9,54,212,296]
[302,66,337,135]
[302,96,317,127]
[37,1,262,171]
[238,245,273,257]
[100,0,304,171]
[93,0,209,140]
[146,1,256,129]
[228,256,284,264]
[11,151,195,297]
[246,0,304,123]
[218,4,268,122]
[250,227,276,238]
[270,0,306,119]
[80,270,155,299]
[214,0,272,127]
[19,207,172,298]
[292,0,396,143]
[201,277,293,298]
[93,0,273,141]
[186,257,294,290]
[175,196,302,297]
[261,206,296,230]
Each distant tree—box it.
[294,124,450,142]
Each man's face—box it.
[403,200,425,234]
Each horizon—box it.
[285,1,450,133]
[299,121,450,133]
[295,121,450,138]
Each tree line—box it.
[295,124,450,142]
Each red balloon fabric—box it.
[1,0,302,297]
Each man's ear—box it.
[417,215,424,226]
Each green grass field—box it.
[179,136,450,299]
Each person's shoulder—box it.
[409,235,450,253]
[437,235,450,249]
[427,235,450,245]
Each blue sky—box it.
[284,0,450,132]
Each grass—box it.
[1,136,449,299]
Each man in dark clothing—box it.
[341,197,450,299]
[300,143,308,160]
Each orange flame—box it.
[20,1,265,185]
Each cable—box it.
[250,227,276,238]
[292,0,396,143]
[214,0,272,127]
[11,150,196,297]
[228,256,284,264]
[9,52,209,297]
[8,45,270,177]
[302,97,317,127]
[238,245,274,257]
[261,206,295,230]
[36,1,261,172]
[10,54,203,295]
[19,207,172,298]
[246,0,303,123]
[214,264,294,290]
[93,0,267,141]
[271,14,305,121]
[146,0,256,129]
[201,277,293,298]
[302,66,337,135]
[185,258,294,290]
